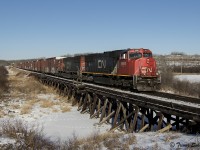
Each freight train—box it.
[16,48,161,91]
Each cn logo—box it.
[98,60,106,68]
[147,68,152,73]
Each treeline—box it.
[155,54,200,73]
[0,66,9,98]
[0,60,9,66]
[172,66,200,73]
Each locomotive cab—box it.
[117,48,161,91]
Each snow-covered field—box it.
[0,67,199,149]
[174,74,200,83]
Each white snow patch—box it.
[174,74,200,83]
[129,132,200,149]
[0,136,15,145]
[25,107,111,141]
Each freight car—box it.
[16,48,161,91]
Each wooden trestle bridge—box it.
[32,72,200,133]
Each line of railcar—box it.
[16,48,161,91]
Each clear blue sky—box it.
[0,0,200,60]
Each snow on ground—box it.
[130,132,200,150]
[16,106,111,141]
[1,93,111,141]
[174,74,200,83]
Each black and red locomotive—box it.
[16,48,161,91]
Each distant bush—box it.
[157,56,174,89]
[170,51,186,56]
[172,66,200,73]
[172,80,200,98]
[0,60,9,66]
[0,66,9,98]
[157,57,200,97]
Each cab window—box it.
[120,53,127,59]
[143,53,152,57]
[129,53,142,59]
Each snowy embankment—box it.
[174,74,200,83]
[0,67,199,149]
[0,67,111,140]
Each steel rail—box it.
[143,91,200,104]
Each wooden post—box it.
[140,108,146,130]
[70,90,75,101]
[176,116,180,130]
[99,98,108,122]
[157,112,164,130]
[129,106,139,133]
[148,109,154,131]
[72,90,77,106]
[64,86,68,96]
[77,93,83,111]
[90,94,97,117]
[81,93,88,113]
[97,98,101,118]
[67,88,71,101]
[112,103,122,129]
[121,104,130,131]
[107,102,112,123]
[88,94,92,114]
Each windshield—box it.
[129,53,142,59]
[143,53,152,57]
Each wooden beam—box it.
[121,104,130,131]
[81,108,88,114]
[110,111,135,132]
[139,124,149,133]
[99,98,108,122]
[90,107,104,119]
[158,124,172,133]
[112,103,122,129]
[99,111,115,125]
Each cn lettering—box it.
[98,60,106,68]
[147,68,152,73]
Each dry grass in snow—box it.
[1,68,71,119]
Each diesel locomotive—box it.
[16,48,161,91]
